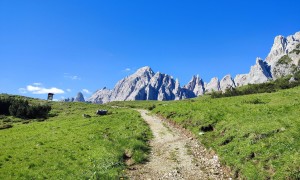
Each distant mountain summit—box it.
[63,92,85,102]
[74,92,85,102]
[88,66,195,103]
[89,31,300,104]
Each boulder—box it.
[96,110,108,115]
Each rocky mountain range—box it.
[89,31,300,104]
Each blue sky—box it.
[0,0,300,100]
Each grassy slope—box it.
[111,87,300,179]
[0,101,152,179]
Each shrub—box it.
[290,49,300,55]
[27,104,52,119]
[0,96,51,119]
[211,91,223,98]
[148,104,156,111]
[0,124,13,130]
[9,99,29,118]
[277,55,292,65]
[242,98,265,104]
[0,97,12,115]
[294,70,300,81]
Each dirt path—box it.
[126,109,230,180]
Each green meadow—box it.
[0,100,152,179]
[110,86,300,179]
[1,85,300,179]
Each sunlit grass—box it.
[113,86,300,179]
[0,101,152,179]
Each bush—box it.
[9,99,29,118]
[277,55,292,65]
[148,104,156,111]
[294,70,300,81]
[27,104,52,119]
[242,98,265,104]
[0,96,51,119]
[0,97,12,115]
[210,91,223,98]
[0,124,13,130]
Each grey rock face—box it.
[89,66,195,104]
[205,77,220,93]
[184,75,205,96]
[88,87,112,104]
[145,72,177,101]
[234,58,272,86]
[266,32,300,79]
[266,32,300,66]
[272,57,296,79]
[74,92,85,102]
[220,75,235,92]
[234,74,248,87]
[234,31,300,86]
[111,66,154,101]
[173,79,182,100]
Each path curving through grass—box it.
[127,109,230,179]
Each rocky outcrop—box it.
[146,72,182,101]
[145,72,177,101]
[234,58,272,86]
[266,32,300,66]
[220,75,235,92]
[110,66,154,101]
[184,75,205,96]
[88,87,112,104]
[205,77,220,93]
[234,32,300,86]
[265,32,300,79]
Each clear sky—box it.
[0,0,300,100]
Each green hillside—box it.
[0,97,152,179]
[1,85,300,179]
[110,86,300,179]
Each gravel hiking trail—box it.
[126,109,230,180]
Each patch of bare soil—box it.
[126,109,231,180]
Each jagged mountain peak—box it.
[184,75,205,96]
[220,74,235,92]
[266,31,300,66]
[74,92,85,102]
[256,57,263,63]
[205,77,220,93]
[135,66,154,76]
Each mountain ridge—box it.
[89,31,300,104]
